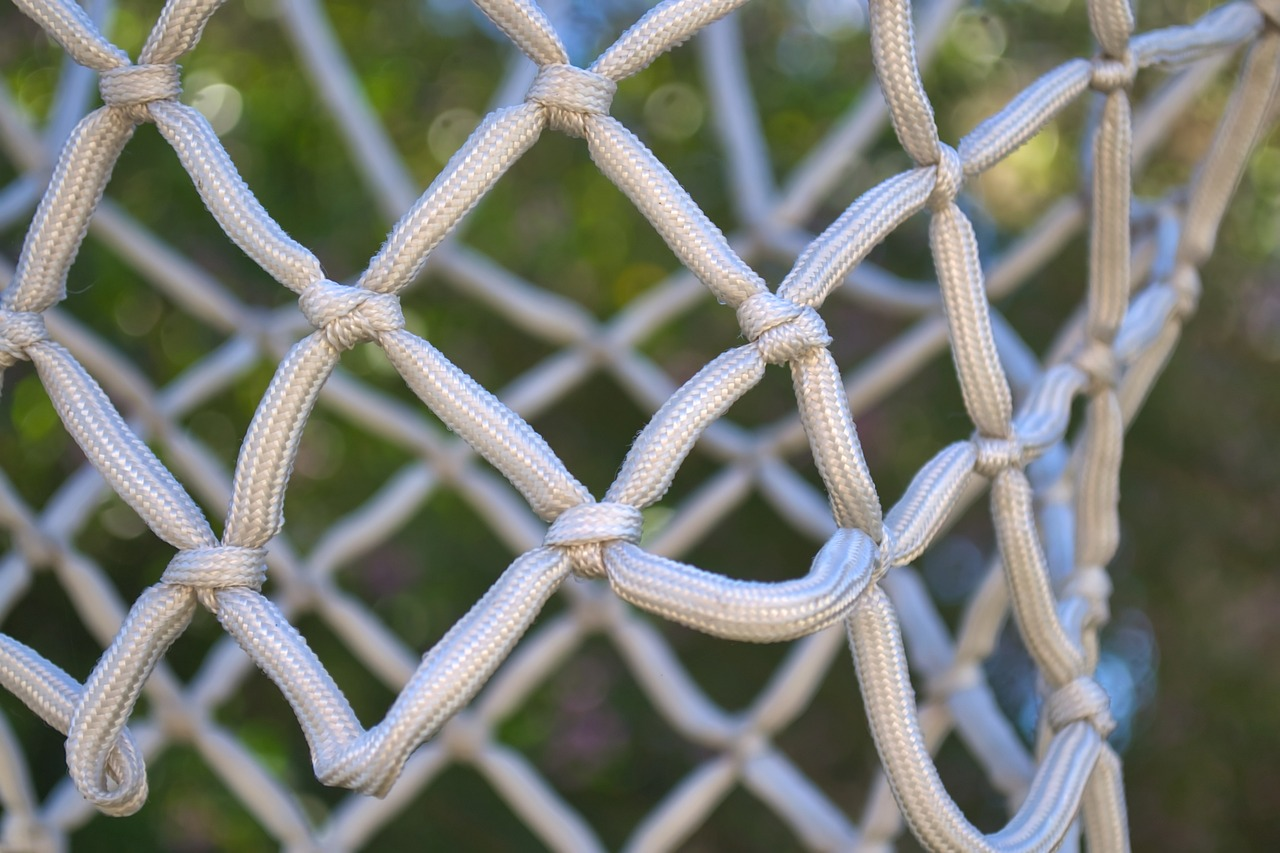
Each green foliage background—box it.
[1,0,1278,849]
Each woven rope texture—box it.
[0,0,1276,849]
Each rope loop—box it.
[162,546,268,612]
[299,279,405,351]
[736,291,831,365]
[0,311,48,368]
[1090,51,1136,92]
[526,64,616,138]
[65,721,149,817]
[926,142,964,210]
[545,501,643,578]
[1044,675,1116,736]
[99,64,182,122]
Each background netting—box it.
[0,0,1277,849]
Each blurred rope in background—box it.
[0,0,1278,850]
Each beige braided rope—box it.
[0,0,1274,849]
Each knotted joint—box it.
[526,64,616,138]
[730,731,767,763]
[1256,0,1280,28]
[927,661,983,700]
[926,143,964,210]
[973,434,1025,478]
[1090,52,1137,92]
[736,291,831,365]
[544,501,643,578]
[0,311,48,369]
[871,531,895,583]
[99,64,182,122]
[1063,564,1113,626]
[162,546,267,612]
[441,712,486,760]
[299,279,404,351]
[1044,676,1116,737]
[1169,264,1202,319]
[0,815,57,853]
[1074,340,1119,393]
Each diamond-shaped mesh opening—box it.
[399,286,564,390]
[366,763,551,852]
[660,622,798,706]
[525,372,655,495]
[678,489,827,579]
[338,490,551,643]
[496,634,700,848]
[211,654,331,787]
[773,645,877,788]
[932,723,1019,832]
[75,499,170,598]
[280,411,420,543]
[683,785,807,851]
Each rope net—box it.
[0,0,1274,849]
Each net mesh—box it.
[0,0,1275,849]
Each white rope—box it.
[0,0,1273,848]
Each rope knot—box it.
[1044,676,1116,737]
[299,279,404,351]
[731,731,767,762]
[927,661,983,700]
[927,143,964,210]
[545,501,643,578]
[0,815,57,853]
[973,434,1024,478]
[1256,0,1280,28]
[526,64,616,138]
[1074,340,1119,393]
[1090,52,1136,92]
[872,531,895,583]
[441,713,486,760]
[1169,264,1201,319]
[162,546,267,612]
[736,291,831,365]
[1063,564,1113,626]
[0,311,48,368]
[99,64,181,122]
